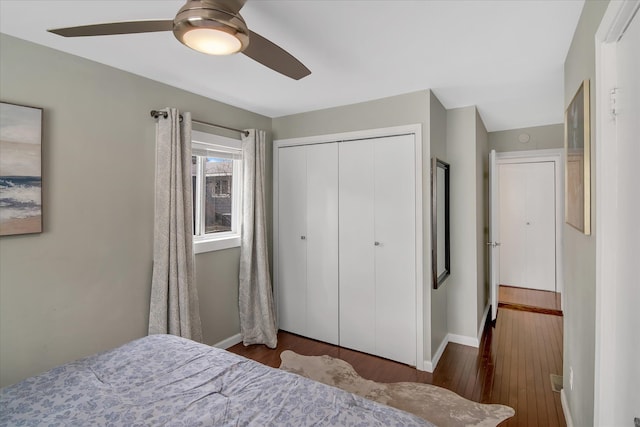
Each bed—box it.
[0,334,433,426]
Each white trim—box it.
[273,124,422,148]
[426,310,490,371]
[192,130,241,148]
[600,0,640,43]
[273,124,425,371]
[495,149,565,301]
[425,335,450,372]
[495,148,562,160]
[272,141,281,330]
[213,333,243,349]
[425,308,488,371]
[194,235,240,254]
[561,389,575,427]
[594,13,619,426]
[412,129,425,371]
[593,1,639,424]
[191,130,243,254]
[447,333,479,348]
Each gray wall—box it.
[488,123,564,152]
[273,91,435,363]
[273,91,429,141]
[429,92,449,357]
[0,35,271,387]
[562,1,609,426]
[445,106,485,338]
[475,110,489,331]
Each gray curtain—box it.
[239,129,277,348]
[148,108,203,342]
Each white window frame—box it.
[192,130,242,254]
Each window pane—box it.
[204,157,233,233]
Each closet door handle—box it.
[374,241,380,246]
[301,236,306,240]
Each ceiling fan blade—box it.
[48,20,174,37]
[242,30,311,80]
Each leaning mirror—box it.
[431,157,450,289]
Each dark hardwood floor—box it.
[228,307,566,427]
[499,285,563,316]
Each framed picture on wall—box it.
[0,101,43,236]
[564,79,590,235]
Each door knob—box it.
[374,241,380,246]
[301,236,306,240]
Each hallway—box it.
[499,285,563,316]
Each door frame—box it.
[494,149,564,301]
[273,124,425,370]
[593,1,639,423]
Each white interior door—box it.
[373,135,416,365]
[339,140,376,355]
[489,149,499,321]
[277,146,308,335]
[524,162,556,291]
[499,163,527,287]
[499,161,556,292]
[305,143,339,345]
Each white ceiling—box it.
[0,0,584,132]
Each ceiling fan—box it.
[47,0,311,80]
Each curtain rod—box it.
[150,110,249,137]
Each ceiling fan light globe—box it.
[182,27,242,55]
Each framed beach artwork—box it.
[564,79,590,235]
[0,101,43,236]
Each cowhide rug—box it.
[279,350,515,427]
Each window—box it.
[191,130,242,253]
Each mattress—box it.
[0,334,432,426]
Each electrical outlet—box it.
[569,367,574,391]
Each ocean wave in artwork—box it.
[0,176,42,221]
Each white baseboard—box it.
[424,335,450,372]
[423,306,491,371]
[560,389,574,427]
[213,333,243,349]
[423,360,434,372]
[448,333,479,348]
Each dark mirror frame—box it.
[431,157,450,289]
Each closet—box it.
[339,135,416,365]
[275,132,418,366]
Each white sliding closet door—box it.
[277,143,339,344]
[339,140,376,355]
[374,136,416,364]
[278,146,307,336]
[339,134,416,365]
[305,143,339,344]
